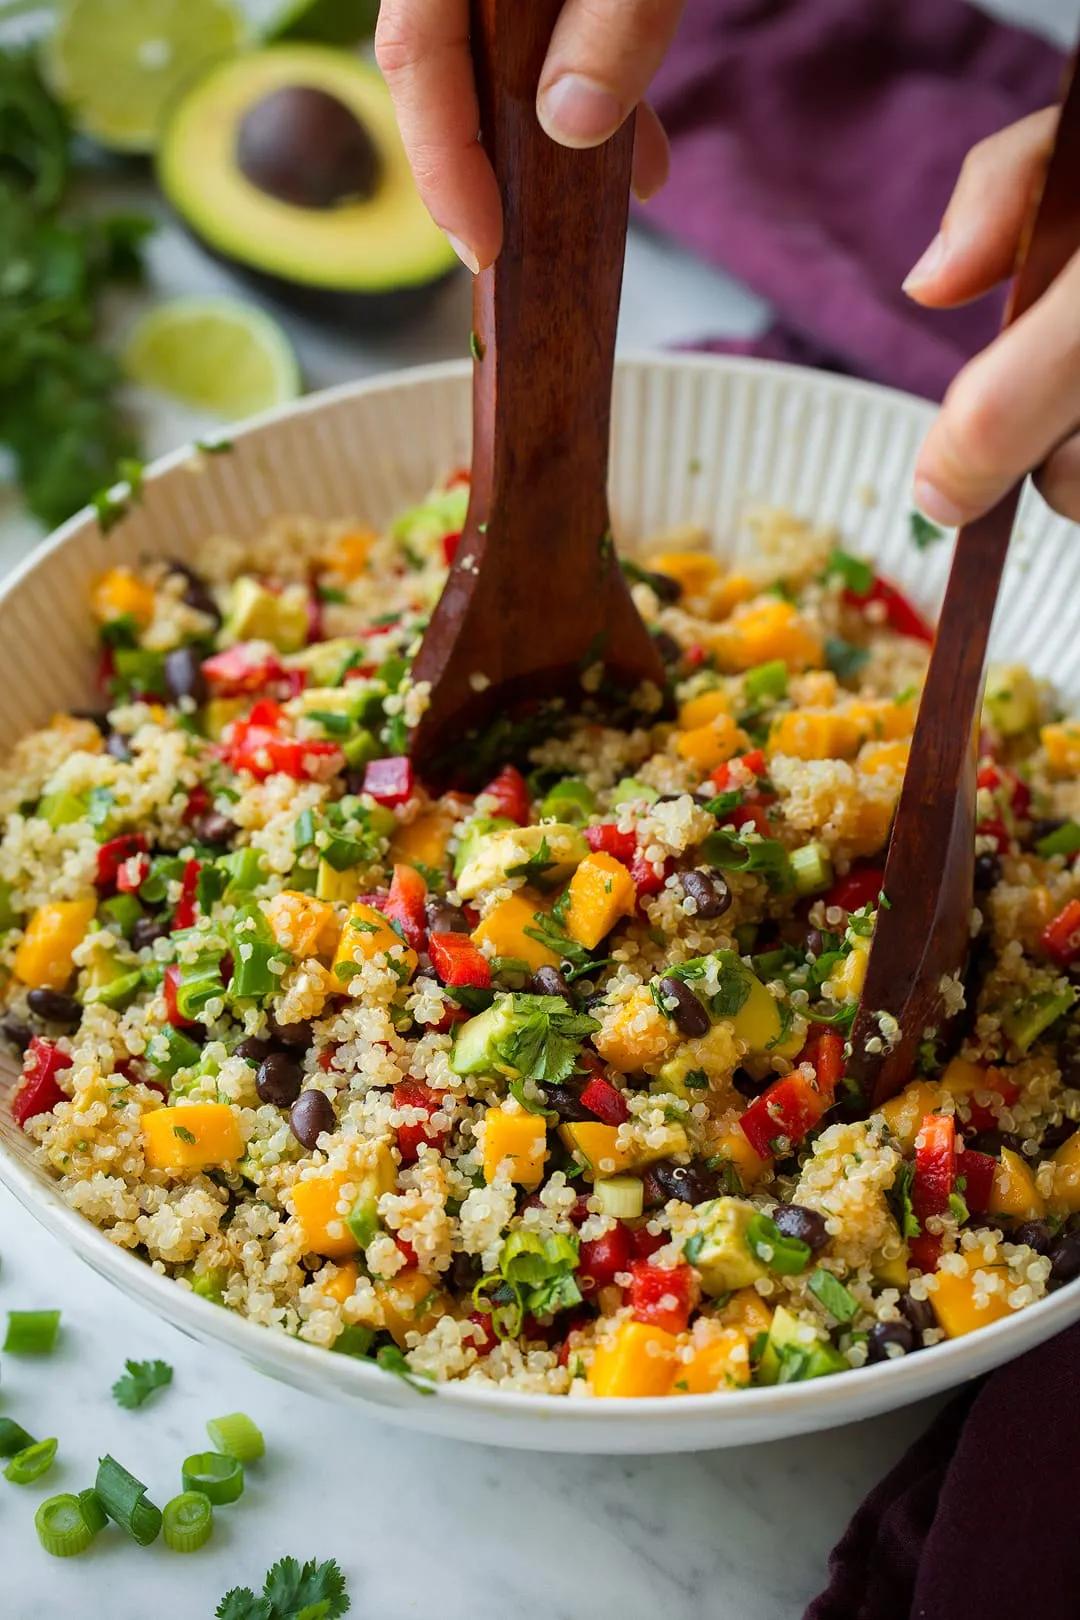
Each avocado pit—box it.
[236,84,381,209]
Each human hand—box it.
[904,107,1080,526]
[375,0,684,273]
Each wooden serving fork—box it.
[408,0,665,779]
[849,60,1080,1109]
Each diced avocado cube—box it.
[147,1025,203,1079]
[452,816,515,879]
[0,879,21,934]
[757,1304,848,1384]
[789,840,834,897]
[683,1196,770,1296]
[1001,985,1077,1053]
[392,485,469,548]
[222,576,308,653]
[450,997,521,1077]
[983,663,1041,737]
[289,638,364,687]
[660,951,801,1058]
[187,1265,227,1305]
[344,1142,397,1246]
[455,823,589,901]
[652,1050,712,1103]
[342,729,379,768]
[37,790,86,828]
[316,860,359,902]
[611,776,659,807]
[101,893,142,938]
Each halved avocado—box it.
[157,45,458,324]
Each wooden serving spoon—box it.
[849,59,1080,1110]
[408,0,665,779]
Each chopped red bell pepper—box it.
[976,763,1031,820]
[445,466,471,490]
[630,1224,668,1260]
[480,764,530,825]
[394,1234,420,1269]
[913,1113,956,1232]
[442,530,463,566]
[182,785,211,825]
[627,1259,696,1334]
[173,857,201,931]
[957,1148,997,1215]
[685,644,708,669]
[383,864,428,953]
[224,700,342,782]
[579,1074,630,1126]
[116,851,151,894]
[12,1037,72,1127]
[709,749,767,793]
[739,1071,830,1160]
[362,755,415,807]
[468,1310,499,1356]
[963,1070,1020,1134]
[431,1001,469,1035]
[799,1027,844,1098]
[1042,898,1080,967]
[556,1310,594,1368]
[844,575,934,644]
[95,832,148,893]
[723,803,773,837]
[584,824,637,863]
[163,963,196,1029]
[976,816,1011,855]
[629,850,669,898]
[428,932,492,988]
[202,642,287,696]
[577,1223,633,1295]
[824,864,885,915]
[908,1233,943,1273]
[392,1079,448,1164]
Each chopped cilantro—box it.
[910,510,946,550]
[825,547,873,596]
[807,1268,857,1324]
[824,636,870,682]
[215,1555,350,1620]
[111,1357,173,1410]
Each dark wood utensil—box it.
[849,60,1080,1109]
[408,0,665,777]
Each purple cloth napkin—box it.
[642,0,1066,398]
[805,1322,1080,1620]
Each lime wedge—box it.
[122,298,301,420]
[47,0,247,152]
[265,0,379,46]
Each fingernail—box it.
[913,477,965,528]
[902,231,947,292]
[538,74,623,146]
[444,232,479,275]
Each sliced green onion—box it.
[162,1491,214,1552]
[611,776,659,807]
[78,1487,108,1536]
[807,1267,858,1324]
[539,777,595,825]
[744,659,788,705]
[95,1454,162,1545]
[5,1437,57,1484]
[790,840,834,897]
[205,1412,264,1464]
[4,1309,61,1354]
[1036,820,1080,859]
[745,1213,812,1276]
[0,1418,35,1458]
[181,1451,244,1505]
[35,1494,95,1558]
[590,1175,644,1220]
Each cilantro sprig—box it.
[110,1357,173,1410]
[489,993,600,1084]
[216,1556,350,1620]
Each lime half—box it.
[265,0,379,46]
[122,298,301,420]
[48,0,247,152]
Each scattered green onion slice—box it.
[95,1454,162,1544]
[162,1490,214,1553]
[5,1437,57,1485]
[181,1451,244,1505]
[35,1494,95,1558]
[78,1487,108,1536]
[4,1309,61,1354]
[0,1417,35,1458]
[205,1412,264,1464]
[744,1213,812,1276]
[807,1267,858,1324]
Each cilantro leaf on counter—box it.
[111,1357,173,1409]
[216,1556,350,1620]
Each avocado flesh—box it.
[157,45,457,319]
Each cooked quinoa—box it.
[4,481,1080,1398]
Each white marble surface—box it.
[1,1,1077,1615]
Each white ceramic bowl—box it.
[2,354,1079,1454]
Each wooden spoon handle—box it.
[468,0,634,541]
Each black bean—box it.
[542,1081,594,1123]
[1031,817,1067,846]
[193,812,236,848]
[70,709,110,735]
[26,988,82,1028]
[898,1292,936,1338]
[344,770,367,797]
[866,1321,915,1363]
[1040,1118,1077,1154]
[131,916,169,952]
[641,1158,719,1208]
[733,1067,770,1099]
[236,1036,275,1066]
[806,928,825,958]
[773,1203,829,1253]
[167,559,221,626]
[1011,1220,1053,1255]
[257,1051,304,1107]
[531,964,575,1001]
[1050,1228,1080,1285]
[656,976,710,1038]
[451,1251,483,1292]
[164,646,208,705]
[652,630,683,666]
[973,852,1002,892]
[290,1087,335,1148]
[424,899,469,934]
[106,731,132,763]
[642,569,682,605]
[267,1013,313,1049]
[1,1019,32,1054]
[680,868,732,920]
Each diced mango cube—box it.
[719,1287,774,1338]
[483,1108,548,1186]
[333,902,417,987]
[593,987,678,1074]
[13,899,96,991]
[142,1102,243,1173]
[676,1326,750,1394]
[291,1143,396,1257]
[558,1120,688,1179]
[678,688,730,731]
[265,891,339,962]
[767,708,863,761]
[1050,1131,1080,1212]
[1041,722,1080,777]
[376,1269,449,1347]
[589,1319,679,1397]
[323,1259,359,1304]
[676,713,745,772]
[322,527,375,580]
[931,1270,1016,1338]
[91,566,156,629]
[647,549,720,597]
[564,852,638,949]
[827,934,870,1000]
[849,794,896,857]
[709,1126,772,1186]
[857,740,910,776]
[710,598,824,674]
[988,1146,1044,1221]
[877,1079,943,1152]
[471,892,559,972]
[847,696,918,744]
[704,572,756,621]
[389,808,455,869]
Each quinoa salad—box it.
[4,479,1080,1401]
